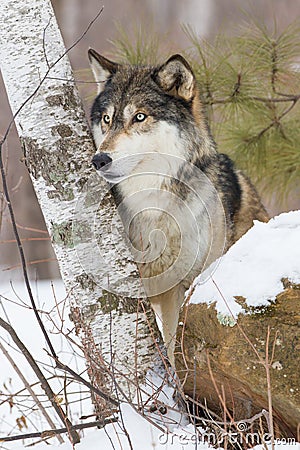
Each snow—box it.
[7,404,300,450]
[0,280,94,447]
[188,211,300,319]
[1,212,300,449]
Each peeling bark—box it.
[0,0,163,403]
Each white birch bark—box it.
[0,0,163,402]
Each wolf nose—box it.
[92,152,112,170]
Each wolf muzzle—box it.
[92,152,112,170]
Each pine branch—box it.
[182,19,300,202]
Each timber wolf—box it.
[88,49,269,365]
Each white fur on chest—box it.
[93,119,226,292]
[118,182,213,288]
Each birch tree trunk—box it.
[0,0,164,406]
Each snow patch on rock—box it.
[188,211,300,318]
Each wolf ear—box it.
[155,54,195,101]
[88,49,118,94]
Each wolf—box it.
[88,49,269,365]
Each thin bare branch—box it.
[265,327,275,450]
[0,340,64,444]
[0,316,80,444]
[0,418,118,443]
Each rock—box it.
[176,284,300,438]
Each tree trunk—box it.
[0,0,164,407]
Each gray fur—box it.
[89,50,269,365]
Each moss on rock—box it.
[176,284,300,438]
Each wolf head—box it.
[88,49,213,183]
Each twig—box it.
[179,289,194,388]
[16,223,48,234]
[185,403,269,428]
[210,94,300,105]
[221,384,227,450]
[211,279,260,359]
[0,316,80,444]
[0,5,104,146]
[54,358,118,407]
[184,395,223,422]
[42,18,51,70]
[0,340,64,444]
[193,356,198,450]
[0,237,50,244]
[3,257,57,272]
[206,351,235,425]
[134,297,143,411]
[46,77,104,84]
[265,327,275,450]
[252,98,298,142]
[0,136,59,352]
[211,279,277,442]
[0,138,9,234]
[0,418,118,442]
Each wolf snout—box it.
[92,152,112,170]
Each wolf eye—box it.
[134,112,147,123]
[102,114,111,125]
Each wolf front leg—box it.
[150,285,186,366]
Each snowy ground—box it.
[9,406,300,450]
[0,279,94,448]
[1,211,300,449]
